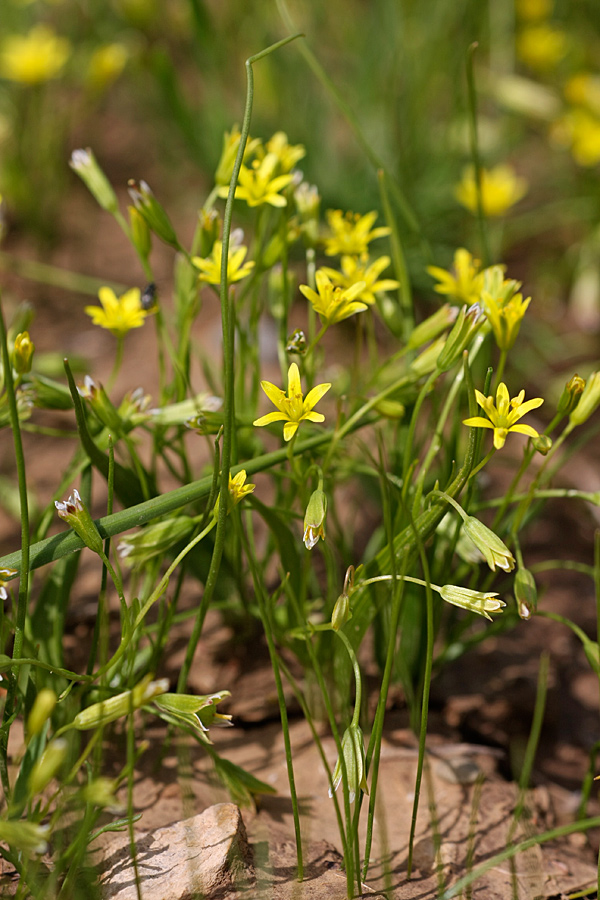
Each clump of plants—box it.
[2,28,600,900]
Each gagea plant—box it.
[1,25,600,900]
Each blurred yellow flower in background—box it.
[455,165,528,217]
[516,24,568,72]
[0,25,70,84]
[86,43,128,92]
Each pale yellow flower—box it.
[323,209,390,257]
[455,165,528,217]
[0,25,70,84]
[516,0,552,19]
[86,43,128,92]
[253,363,331,442]
[482,290,531,351]
[265,131,305,173]
[463,382,543,450]
[553,109,600,167]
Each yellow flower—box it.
[86,43,128,92]
[564,73,600,115]
[192,232,255,285]
[218,154,294,207]
[482,289,531,351]
[516,0,552,20]
[299,269,368,326]
[517,24,568,72]
[554,109,600,167]
[253,363,331,442]
[85,287,148,339]
[323,209,390,257]
[0,25,70,84]
[265,131,305,173]
[213,470,256,517]
[455,165,528,217]
[214,127,262,186]
[427,248,484,305]
[463,382,543,450]
[320,255,399,306]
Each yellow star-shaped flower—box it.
[218,154,294,208]
[323,210,390,257]
[463,382,543,450]
[299,270,368,326]
[253,363,331,442]
[192,235,254,285]
[85,287,147,339]
[320,255,399,306]
[427,248,485,305]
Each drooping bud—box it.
[303,489,327,550]
[462,517,515,572]
[329,723,368,803]
[515,567,537,619]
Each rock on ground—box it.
[96,802,253,899]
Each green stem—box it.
[0,292,30,800]
[465,43,491,267]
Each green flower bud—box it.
[515,567,537,619]
[410,336,447,377]
[0,820,49,856]
[73,676,169,730]
[286,329,307,355]
[531,434,552,455]
[80,777,122,811]
[118,516,196,567]
[407,304,459,350]
[78,375,123,434]
[331,592,351,631]
[195,207,220,258]
[438,584,506,620]
[27,689,57,738]
[462,517,515,572]
[436,303,486,373]
[373,398,405,420]
[303,489,327,550]
[128,204,152,261]
[70,148,118,214]
[29,738,68,795]
[557,374,585,416]
[55,489,104,555]
[127,179,180,249]
[12,332,34,374]
[569,372,600,426]
[329,723,368,803]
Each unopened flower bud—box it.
[438,584,506,620]
[569,372,600,426]
[331,592,351,631]
[410,336,447,377]
[78,376,122,434]
[531,433,552,455]
[407,304,459,350]
[329,723,368,803]
[128,205,152,261]
[557,374,585,416]
[74,677,169,730]
[27,689,57,738]
[462,517,515,572]
[29,739,68,795]
[286,329,307,355]
[118,516,195,566]
[55,489,104,555]
[436,303,486,372]
[127,179,180,249]
[70,148,118,214]
[0,820,49,856]
[303,489,327,550]
[12,332,34,374]
[373,398,405,420]
[515,567,537,619]
[195,207,220,258]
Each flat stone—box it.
[97,803,253,899]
